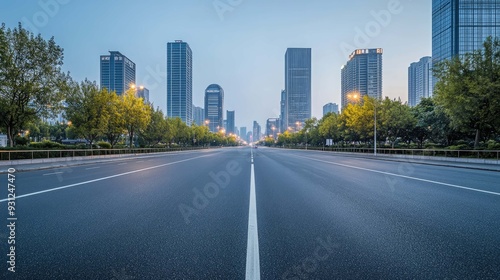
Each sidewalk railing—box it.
[279,146,500,160]
[0,146,214,161]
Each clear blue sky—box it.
[0,0,432,130]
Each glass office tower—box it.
[167,40,193,124]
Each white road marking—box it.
[43,172,63,176]
[246,148,260,280]
[137,161,144,163]
[293,154,500,196]
[85,167,100,170]
[118,163,127,166]
[0,154,214,203]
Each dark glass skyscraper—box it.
[100,51,136,95]
[167,40,193,124]
[432,0,500,64]
[204,84,224,132]
[285,48,311,128]
[341,48,383,109]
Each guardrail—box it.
[279,146,500,160]
[0,146,214,161]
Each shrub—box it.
[29,140,65,149]
[15,136,30,146]
[97,141,112,149]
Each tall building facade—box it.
[341,48,383,109]
[204,84,224,132]
[266,118,280,138]
[167,40,193,124]
[134,86,149,103]
[285,48,312,128]
[240,127,247,142]
[408,57,433,107]
[193,106,205,126]
[226,110,235,135]
[253,121,261,143]
[280,90,286,133]
[432,0,500,65]
[100,51,136,95]
[323,103,339,116]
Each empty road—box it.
[1,147,499,279]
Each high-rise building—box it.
[253,121,261,143]
[432,0,500,65]
[167,40,193,124]
[100,51,136,95]
[240,127,247,142]
[285,48,312,128]
[133,86,149,103]
[226,110,235,135]
[266,118,280,138]
[341,48,383,109]
[323,103,339,116]
[408,57,433,107]
[280,90,286,133]
[204,84,224,132]
[193,106,205,126]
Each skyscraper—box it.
[133,86,149,103]
[226,110,235,135]
[100,51,136,95]
[408,57,433,107]
[204,84,224,132]
[285,48,312,128]
[280,90,286,133]
[253,121,261,143]
[323,103,339,116]
[432,0,500,65]
[167,40,193,124]
[266,118,279,138]
[193,106,205,126]
[341,48,383,109]
[240,127,247,142]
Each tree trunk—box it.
[129,127,134,148]
[474,129,480,149]
[7,126,14,147]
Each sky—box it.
[0,0,432,131]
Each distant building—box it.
[192,106,204,126]
[266,118,280,139]
[323,103,339,116]
[134,86,150,103]
[0,134,7,147]
[280,90,286,133]
[253,121,261,142]
[408,57,433,107]
[247,131,253,143]
[240,127,247,142]
[204,84,224,132]
[100,51,136,95]
[167,40,193,124]
[341,48,383,109]
[285,48,312,128]
[226,110,235,135]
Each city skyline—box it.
[1,0,433,129]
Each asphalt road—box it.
[1,147,499,279]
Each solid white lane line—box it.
[85,167,100,170]
[293,154,500,196]
[0,154,214,203]
[137,161,145,163]
[118,163,127,166]
[245,149,260,280]
[43,172,63,176]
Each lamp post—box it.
[374,100,377,156]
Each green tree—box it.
[104,91,125,148]
[434,36,500,148]
[121,89,151,148]
[65,80,110,146]
[140,105,167,146]
[0,23,69,146]
[379,97,416,148]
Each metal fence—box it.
[0,146,214,161]
[281,146,500,160]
